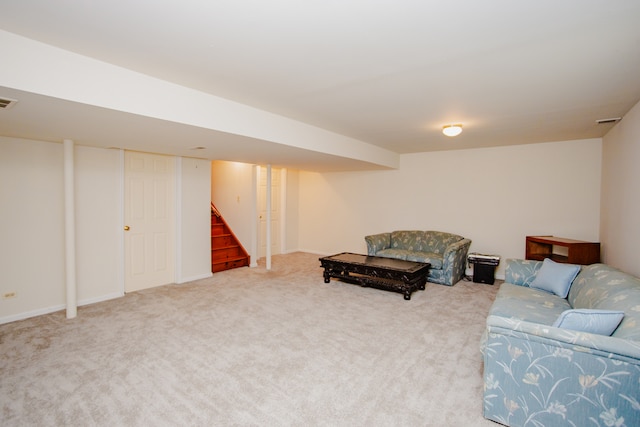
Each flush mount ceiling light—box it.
[442,124,463,137]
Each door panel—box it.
[124,151,175,292]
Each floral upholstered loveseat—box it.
[364,230,471,286]
[480,259,640,427]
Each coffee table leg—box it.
[323,269,331,283]
[404,290,412,300]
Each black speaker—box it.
[473,263,496,285]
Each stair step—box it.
[212,256,249,272]
[211,203,250,273]
[211,224,228,235]
[212,235,234,246]
[212,246,244,260]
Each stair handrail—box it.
[211,203,221,218]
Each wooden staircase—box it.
[211,203,250,273]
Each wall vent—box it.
[0,97,18,110]
[596,117,621,124]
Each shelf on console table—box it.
[525,235,600,265]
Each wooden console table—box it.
[525,236,600,265]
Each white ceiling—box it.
[1,0,640,171]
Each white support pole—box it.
[280,168,287,255]
[250,165,258,267]
[266,164,272,270]
[63,139,77,319]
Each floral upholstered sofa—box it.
[480,258,640,427]
[364,230,471,286]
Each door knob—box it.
[124,226,130,231]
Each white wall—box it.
[600,99,640,277]
[1,137,66,319]
[179,157,212,283]
[298,139,602,278]
[1,137,212,324]
[0,138,123,322]
[284,169,300,253]
[75,146,122,304]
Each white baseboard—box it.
[296,248,332,256]
[177,272,213,284]
[0,304,65,325]
[0,292,124,325]
[78,292,124,307]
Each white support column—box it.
[250,165,258,268]
[266,164,272,270]
[63,139,77,319]
[280,168,287,255]
[175,156,183,283]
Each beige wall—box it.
[74,146,122,303]
[298,139,603,278]
[1,137,67,319]
[179,157,213,283]
[0,138,122,322]
[0,137,211,324]
[600,99,640,277]
[284,169,300,253]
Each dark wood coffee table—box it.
[319,252,430,300]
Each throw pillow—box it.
[530,258,580,298]
[553,309,625,335]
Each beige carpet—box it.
[1,252,500,426]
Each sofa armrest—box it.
[364,232,390,255]
[482,316,640,426]
[441,238,472,285]
[504,258,543,287]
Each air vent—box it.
[596,117,621,124]
[0,97,18,110]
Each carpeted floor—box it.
[0,252,500,426]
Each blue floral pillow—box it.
[530,258,580,298]
[552,309,625,335]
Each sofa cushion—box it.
[389,230,463,255]
[424,231,464,254]
[569,263,640,341]
[376,248,407,260]
[489,283,571,325]
[375,249,443,269]
[504,259,542,287]
[552,309,624,335]
[405,252,443,269]
[530,258,580,298]
[390,230,429,252]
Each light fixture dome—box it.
[442,124,463,137]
